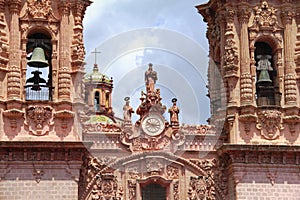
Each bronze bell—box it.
[257,69,272,84]
[27,47,49,68]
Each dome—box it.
[84,64,112,84]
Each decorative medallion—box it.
[25,105,53,136]
[256,110,283,140]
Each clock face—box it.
[141,114,165,136]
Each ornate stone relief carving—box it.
[256,110,283,140]
[25,105,54,136]
[121,125,185,152]
[146,158,163,175]
[71,3,87,69]
[83,123,121,133]
[207,21,220,63]
[190,158,228,199]
[173,180,179,200]
[20,0,59,40]
[0,13,9,69]
[26,0,52,19]
[91,173,122,200]
[224,35,239,75]
[128,180,136,200]
[86,156,115,183]
[252,1,280,31]
[166,165,179,179]
[128,166,140,179]
[187,175,215,200]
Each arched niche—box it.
[253,37,282,107]
[94,91,100,111]
[25,31,53,101]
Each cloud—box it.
[82,1,211,124]
[83,0,208,54]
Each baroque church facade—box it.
[0,0,299,199]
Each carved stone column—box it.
[58,1,71,100]
[0,1,8,68]
[223,8,239,105]
[71,1,88,102]
[282,7,297,106]
[238,7,253,105]
[7,0,21,100]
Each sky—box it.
[82,0,211,125]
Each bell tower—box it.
[0,0,91,140]
[198,1,300,199]
[197,0,300,144]
[0,1,92,199]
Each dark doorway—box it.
[142,183,166,200]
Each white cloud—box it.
[83,0,211,124]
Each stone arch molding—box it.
[81,151,225,200]
[20,0,59,41]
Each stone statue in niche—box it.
[257,54,273,83]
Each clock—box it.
[141,114,165,136]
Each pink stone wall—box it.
[236,183,300,200]
[0,165,80,199]
[0,180,78,200]
[233,165,300,199]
